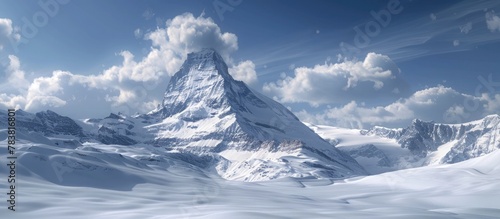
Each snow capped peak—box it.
[154,49,236,118]
[484,114,500,119]
[181,48,231,76]
[411,118,435,125]
[105,113,124,120]
[145,48,366,181]
[479,114,500,124]
[187,48,222,61]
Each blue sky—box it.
[0,0,499,128]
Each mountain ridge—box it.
[366,114,500,163]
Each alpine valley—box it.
[1,49,499,218]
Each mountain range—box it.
[1,48,499,182]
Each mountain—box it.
[307,115,500,174]
[366,115,500,164]
[9,109,85,137]
[2,49,497,181]
[0,49,366,182]
[0,109,86,148]
[143,48,366,181]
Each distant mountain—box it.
[366,115,500,164]
[307,115,500,174]
[9,109,85,137]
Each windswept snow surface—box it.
[1,141,499,218]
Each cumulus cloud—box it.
[453,40,460,46]
[229,60,257,84]
[146,13,238,67]
[144,12,255,82]
[0,56,166,118]
[263,53,407,106]
[0,18,14,36]
[6,55,30,91]
[0,13,257,118]
[485,10,500,32]
[0,18,20,50]
[296,85,500,129]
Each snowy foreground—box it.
[1,141,500,218]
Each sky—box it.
[0,0,499,128]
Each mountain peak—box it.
[181,48,230,75]
[411,118,434,125]
[483,114,500,120]
[154,48,235,118]
[187,48,220,59]
[147,48,366,181]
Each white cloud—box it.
[144,12,255,83]
[296,85,500,129]
[485,10,500,32]
[0,18,14,36]
[25,96,66,110]
[6,55,30,92]
[0,18,20,49]
[459,22,472,34]
[146,13,238,67]
[263,53,408,106]
[0,13,257,118]
[229,60,257,84]
[453,40,460,46]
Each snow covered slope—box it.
[144,48,366,181]
[1,139,499,218]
